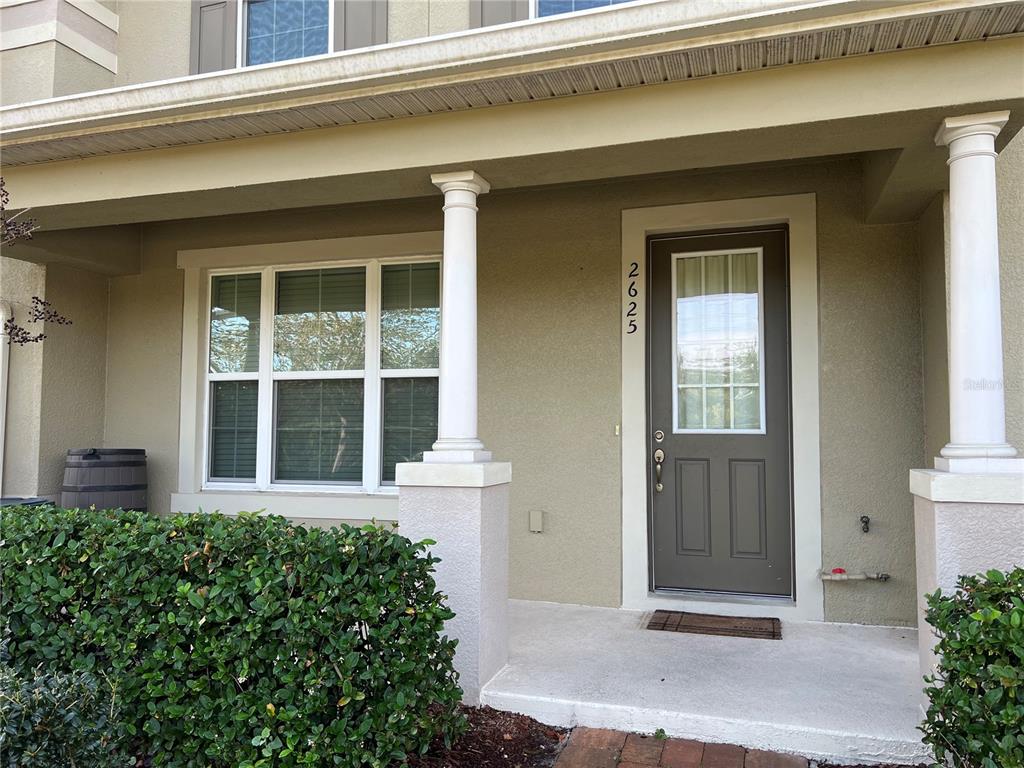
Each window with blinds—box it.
[206,259,440,490]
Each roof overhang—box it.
[2,0,1022,167]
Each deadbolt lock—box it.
[654,429,665,442]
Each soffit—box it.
[0,0,1022,167]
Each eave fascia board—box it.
[1,0,1012,147]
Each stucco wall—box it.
[100,158,925,624]
[36,264,109,497]
[0,259,108,498]
[997,131,1024,452]
[0,257,45,496]
[103,254,184,516]
[114,0,190,87]
[0,43,56,106]
[389,0,471,42]
[918,193,949,463]
[51,42,113,97]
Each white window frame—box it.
[202,254,441,495]
[670,246,767,436]
[529,0,635,20]
[236,0,337,69]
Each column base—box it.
[939,441,1018,459]
[396,460,511,705]
[427,438,492,464]
[933,454,1023,474]
[424,449,494,463]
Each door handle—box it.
[653,448,665,493]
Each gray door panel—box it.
[648,229,793,596]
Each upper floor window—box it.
[190,0,386,75]
[246,0,329,66]
[536,0,635,17]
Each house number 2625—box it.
[625,262,639,334]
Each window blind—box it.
[275,379,364,483]
[209,381,259,479]
[381,377,439,482]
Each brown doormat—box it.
[647,610,782,640]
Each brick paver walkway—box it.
[555,728,809,768]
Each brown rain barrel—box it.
[61,449,147,511]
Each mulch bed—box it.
[405,705,566,768]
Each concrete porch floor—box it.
[480,601,931,766]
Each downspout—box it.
[0,299,10,495]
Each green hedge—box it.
[922,567,1024,768]
[0,651,128,768]
[1,506,464,767]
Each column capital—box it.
[431,170,491,196]
[935,110,1010,147]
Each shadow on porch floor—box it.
[480,601,930,766]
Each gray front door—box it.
[648,229,793,596]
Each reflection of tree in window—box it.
[674,251,762,430]
[381,263,440,369]
[274,268,366,372]
[210,274,260,373]
[273,311,366,371]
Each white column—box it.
[934,111,1019,472]
[425,170,491,464]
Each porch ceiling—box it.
[3,32,1023,233]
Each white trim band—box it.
[0,20,117,73]
[910,469,1024,505]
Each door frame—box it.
[620,194,823,621]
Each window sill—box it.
[171,488,399,521]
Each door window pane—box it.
[675,249,763,431]
[246,0,329,66]
[381,378,439,483]
[274,380,364,483]
[210,274,261,373]
[274,268,366,372]
[209,381,258,479]
[381,263,440,369]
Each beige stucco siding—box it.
[389,0,472,42]
[816,183,923,626]
[1,43,57,106]
[35,264,109,497]
[114,0,191,87]
[0,260,106,499]
[0,257,45,496]
[103,256,184,516]
[100,158,926,623]
[919,194,949,463]
[51,43,113,97]
[997,131,1024,452]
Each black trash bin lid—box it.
[0,497,52,507]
